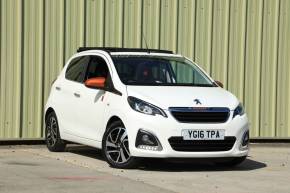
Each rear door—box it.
[59,56,90,136]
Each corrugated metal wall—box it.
[0,0,289,139]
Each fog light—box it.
[242,130,249,146]
[135,129,162,151]
[141,134,154,145]
[240,130,249,150]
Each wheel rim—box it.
[105,127,130,164]
[46,116,58,147]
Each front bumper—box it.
[125,109,249,158]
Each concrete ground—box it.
[0,144,289,193]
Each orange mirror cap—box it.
[85,77,106,89]
[215,80,224,88]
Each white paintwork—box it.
[127,86,239,110]
[45,50,249,158]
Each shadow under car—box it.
[66,145,266,171]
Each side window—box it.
[65,56,90,82]
[85,56,109,81]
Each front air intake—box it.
[168,136,236,152]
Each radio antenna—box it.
[141,30,150,53]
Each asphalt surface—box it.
[0,144,289,193]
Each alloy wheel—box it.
[105,127,130,164]
[46,116,58,147]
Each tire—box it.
[102,120,139,169]
[45,111,66,152]
[215,156,247,167]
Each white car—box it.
[45,47,249,168]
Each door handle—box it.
[74,92,81,98]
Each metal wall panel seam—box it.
[0,0,2,137]
[121,0,125,47]
[209,0,214,75]
[83,0,87,47]
[140,0,144,48]
[274,0,281,137]
[19,0,25,138]
[158,0,162,49]
[225,0,231,90]
[62,0,66,66]
[102,0,106,46]
[175,0,179,54]
[40,0,46,137]
[193,0,198,61]
[242,0,248,107]
[61,0,65,67]
[258,0,265,137]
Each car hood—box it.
[126,86,239,110]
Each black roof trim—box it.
[77,47,173,54]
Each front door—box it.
[74,55,110,141]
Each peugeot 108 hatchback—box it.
[45,47,249,168]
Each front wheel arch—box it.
[105,116,123,130]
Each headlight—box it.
[127,96,167,117]
[233,103,245,118]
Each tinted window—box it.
[65,56,90,82]
[85,56,109,81]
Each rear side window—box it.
[65,56,90,82]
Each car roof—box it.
[77,47,173,54]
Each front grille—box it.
[169,107,230,123]
[168,136,236,152]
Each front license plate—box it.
[182,129,225,140]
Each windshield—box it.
[111,55,215,87]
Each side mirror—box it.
[215,80,224,88]
[85,77,106,89]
